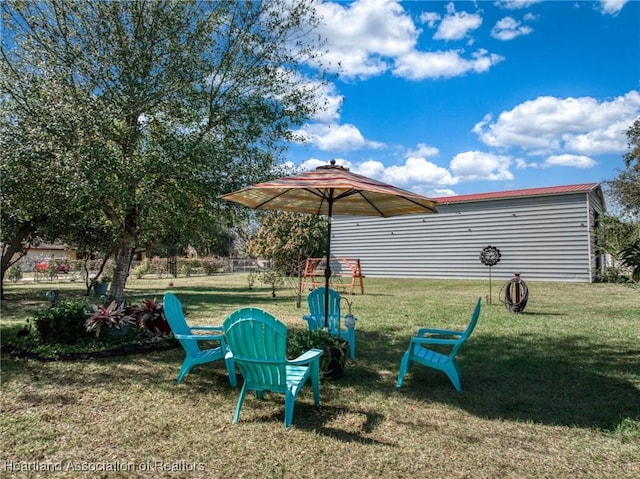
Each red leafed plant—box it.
[85,300,134,337]
[128,298,171,336]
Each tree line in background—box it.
[0,0,329,300]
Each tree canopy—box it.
[1,0,328,300]
[607,117,640,219]
[247,211,328,276]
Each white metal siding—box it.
[331,191,602,283]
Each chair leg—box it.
[284,390,295,428]
[233,384,248,423]
[176,360,193,384]
[311,363,321,406]
[396,350,410,388]
[349,332,355,358]
[224,355,237,387]
[443,363,463,392]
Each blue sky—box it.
[285,0,640,199]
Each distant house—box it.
[16,242,75,271]
[330,183,606,283]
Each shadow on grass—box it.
[1,347,236,398]
[158,286,300,313]
[391,333,640,431]
[3,285,638,434]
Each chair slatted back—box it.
[163,292,199,355]
[450,297,482,356]
[307,287,341,330]
[223,308,289,392]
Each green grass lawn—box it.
[1,274,639,478]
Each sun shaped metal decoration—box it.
[480,245,502,267]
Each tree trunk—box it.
[1,224,33,300]
[109,232,136,303]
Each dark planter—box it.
[100,322,132,339]
[93,282,109,296]
[35,319,52,343]
[323,341,349,380]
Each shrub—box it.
[7,264,22,282]
[248,268,283,297]
[595,266,630,283]
[150,256,167,277]
[177,257,200,277]
[620,238,640,282]
[200,256,226,275]
[287,329,348,379]
[33,299,92,344]
[131,259,151,279]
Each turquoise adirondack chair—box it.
[223,307,323,428]
[396,297,482,392]
[163,292,237,387]
[303,287,356,358]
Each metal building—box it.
[330,183,606,283]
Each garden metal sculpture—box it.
[480,245,501,304]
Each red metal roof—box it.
[434,183,599,205]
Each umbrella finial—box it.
[317,159,349,171]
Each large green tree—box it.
[1,0,327,300]
[0,80,99,298]
[247,211,328,276]
[603,118,640,282]
[607,118,640,219]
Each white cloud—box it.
[382,157,457,186]
[433,3,483,41]
[432,188,457,197]
[318,150,516,191]
[597,0,628,16]
[406,143,440,158]
[473,90,640,154]
[314,0,503,81]
[420,11,441,28]
[393,48,504,80]
[292,123,384,152]
[491,16,533,40]
[315,0,418,79]
[354,159,388,179]
[450,151,514,181]
[494,0,543,9]
[563,119,636,154]
[542,154,597,168]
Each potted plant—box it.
[287,329,348,380]
[85,300,134,338]
[128,298,171,336]
[92,275,111,296]
[32,299,92,344]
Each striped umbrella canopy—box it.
[221,160,438,327]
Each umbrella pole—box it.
[324,196,334,329]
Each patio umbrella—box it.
[221,160,438,327]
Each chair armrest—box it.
[191,326,224,332]
[174,333,224,342]
[417,327,463,337]
[302,315,323,330]
[411,337,461,346]
[288,348,323,365]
